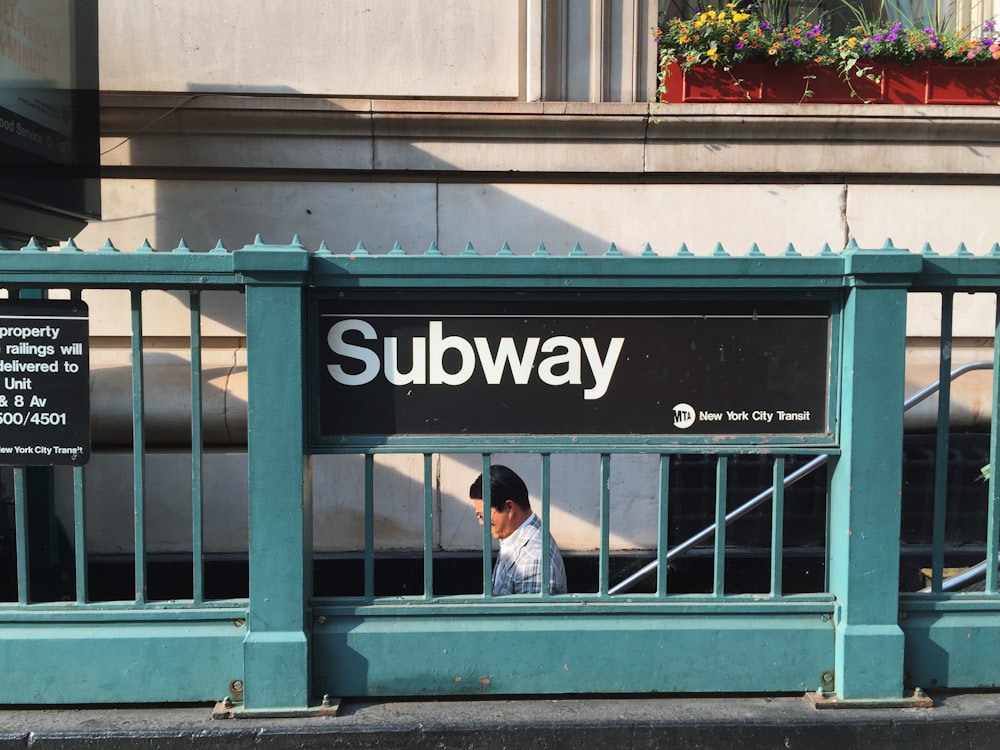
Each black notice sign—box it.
[313,299,831,440]
[0,300,89,465]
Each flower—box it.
[657,4,1000,75]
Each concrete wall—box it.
[98,1,523,99]
[38,4,1000,556]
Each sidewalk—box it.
[1,690,999,749]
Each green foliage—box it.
[656,1,1000,72]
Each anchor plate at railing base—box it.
[806,688,933,709]
[212,696,340,719]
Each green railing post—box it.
[236,236,312,712]
[828,242,921,701]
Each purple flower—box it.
[735,40,746,48]
[984,19,997,32]
[885,32,898,41]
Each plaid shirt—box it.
[493,513,567,595]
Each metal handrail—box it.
[609,360,995,596]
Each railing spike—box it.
[173,239,191,253]
[569,243,586,257]
[747,242,764,256]
[460,242,478,256]
[23,237,45,252]
[782,242,801,257]
[845,238,860,252]
[388,241,406,256]
[640,243,657,257]
[291,234,304,248]
[136,239,155,253]
[819,243,835,256]
[712,242,729,257]
[425,241,443,256]
[210,240,228,254]
[881,237,897,249]
[498,241,515,256]
[676,242,693,257]
[351,241,369,256]
[989,242,1000,257]
[253,233,265,246]
[60,238,82,253]
[315,241,332,256]
[920,242,937,257]
[532,243,551,257]
[605,242,622,257]
[98,238,119,253]
[953,242,973,256]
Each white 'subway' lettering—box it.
[328,319,624,401]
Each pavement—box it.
[2,690,1000,749]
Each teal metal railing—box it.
[897,251,1000,691]
[0,237,996,711]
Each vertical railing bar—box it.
[599,453,611,597]
[482,454,493,599]
[423,452,433,600]
[130,289,146,604]
[931,292,954,593]
[12,468,28,605]
[73,466,87,603]
[189,291,205,604]
[364,454,375,601]
[714,456,727,598]
[770,458,785,598]
[824,459,833,593]
[540,453,551,598]
[656,454,670,598]
[986,293,1000,594]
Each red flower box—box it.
[660,59,1000,104]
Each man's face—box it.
[472,498,518,540]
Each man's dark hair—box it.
[469,464,531,512]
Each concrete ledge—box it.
[1,691,999,749]
[98,93,1000,177]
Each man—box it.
[470,464,567,595]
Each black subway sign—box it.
[314,299,831,439]
[0,300,89,464]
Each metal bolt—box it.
[321,694,331,707]
[315,615,327,625]
[234,618,245,628]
